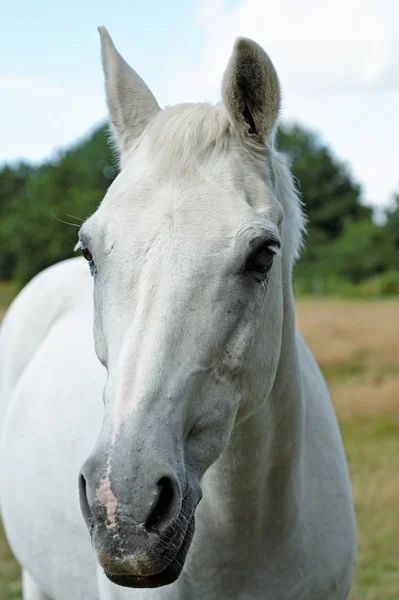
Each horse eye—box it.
[81,248,93,263]
[246,245,276,274]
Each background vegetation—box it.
[0,123,398,292]
[0,123,398,599]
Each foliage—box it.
[294,272,399,299]
[385,191,399,252]
[379,271,399,296]
[0,126,117,285]
[278,124,372,241]
[277,124,398,289]
[0,164,34,280]
[318,219,396,283]
[0,121,397,288]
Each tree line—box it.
[0,123,398,294]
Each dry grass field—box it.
[297,300,399,600]
[0,289,398,599]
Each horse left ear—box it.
[222,38,281,142]
[98,27,160,161]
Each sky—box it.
[1,0,398,209]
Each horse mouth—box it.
[104,515,194,589]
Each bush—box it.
[379,271,399,296]
[294,271,399,299]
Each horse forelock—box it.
[116,101,305,270]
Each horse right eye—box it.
[81,248,94,265]
[82,248,94,268]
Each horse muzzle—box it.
[78,461,201,588]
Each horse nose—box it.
[78,466,182,535]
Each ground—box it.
[0,287,398,600]
[298,300,399,600]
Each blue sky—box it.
[1,0,202,89]
[1,0,203,161]
[1,0,398,209]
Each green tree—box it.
[277,124,380,283]
[0,163,34,279]
[0,122,397,288]
[278,124,372,237]
[0,125,117,284]
[320,219,395,283]
[385,189,399,252]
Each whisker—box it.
[52,214,81,228]
[65,213,86,223]
[268,274,290,294]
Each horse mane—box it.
[270,147,306,265]
[136,103,230,171]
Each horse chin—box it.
[104,565,179,589]
[104,516,194,589]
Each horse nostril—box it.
[145,476,180,534]
[78,472,93,528]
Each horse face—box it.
[78,28,283,588]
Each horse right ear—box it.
[98,27,160,163]
[222,37,281,143]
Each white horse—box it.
[0,28,356,600]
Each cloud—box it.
[1,1,397,208]
[167,0,399,101]
[0,74,105,164]
[163,0,399,208]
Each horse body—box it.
[0,260,102,599]
[0,258,355,600]
[0,29,356,600]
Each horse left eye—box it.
[81,248,93,263]
[246,246,276,274]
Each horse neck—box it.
[200,268,305,545]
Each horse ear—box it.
[98,27,160,160]
[222,38,281,141]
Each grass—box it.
[0,283,17,323]
[296,300,399,600]
[341,418,399,599]
[0,284,398,599]
[0,523,21,599]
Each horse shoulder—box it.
[0,257,90,432]
[0,258,100,599]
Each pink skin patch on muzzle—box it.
[96,476,118,528]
